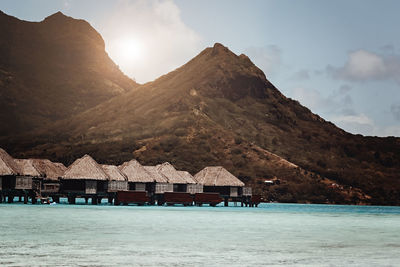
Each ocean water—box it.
[0,201,399,266]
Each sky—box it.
[1,0,400,137]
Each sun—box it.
[114,37,145,62]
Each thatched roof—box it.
[156,162,194,184]
[61,154,108,180]
[101,164,127,181]
[143,166,168,183]
[0,148,20,176]
[177,170,197,184]
[119,159,154,183]
[30,159,66,180]
[194,166,244,187]
[14,159,41,177]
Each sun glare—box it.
[114,37,145,62]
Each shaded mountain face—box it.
[0,11,138,135]
[4,40,399,205]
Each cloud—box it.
[290,69,310,81]
[244,45,282,78]
[100,0,202,83]
[291,84,353,113]
[327,49,400,84]
[331,113,400,137]
[391,103,400,121]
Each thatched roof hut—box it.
[156,162,194,184]
[14,159,41,177]
[177,171,197,184]
[61,154,108,180]
[101,165,127,181]
[119,160,154,183]
[0,148,20,176]
[30,159,66,180]
[194,166,244,187]
[143,166,168,183]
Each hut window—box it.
[15,176,33,190]
[187,184,203,194]
[243,187,252,196]
[135,183,146,191]
[230,187,238,197]
[85,181,97,194]
[155,183,173,194]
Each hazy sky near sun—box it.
[1,0,400,137]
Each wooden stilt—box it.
[108,197,113,204]
[32,195,37,204]
[84,197,89,204]
[8,194,13,203]
[224,197,228,207]
[97,197,102,204]
[19,195,22,202]
[24,193,28,204]
[92,197,98,205]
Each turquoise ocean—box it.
[1,201,399,266]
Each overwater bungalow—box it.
[101,164,128,192]
[194,166,245,206]
[156,162,195,193]
[0,148,21,202]
[119,160,154,192]
[60,154,108,204]
[13,159,43,202]
[30,159,66,198]
[177,170,203,194]
[142,166,171,194]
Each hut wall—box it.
[230,187,238,197]
[242,187,252,196]
[61,180,85,192]
[108,181,128,192]
[187,184,203,194]
[85,180,97,194]
[15,176,33,190]
[203,186,230,196]
[155,183,173,194]
[97,181,107,193]
[1,176,15,190]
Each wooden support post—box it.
[92,197,98,205]
[0,194,3,203]
[97,197,102,204]
[84,197,89,204]
[19,195,22,202]
[8,194,14,203]
[68,196,75,204]
[24,193,28,204]
[32,195,37,204]
[53,196,60,203]
[224,197,228,207]
[108,197,113,204]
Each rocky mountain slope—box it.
[0,11,137,135]
[1,12,399,205]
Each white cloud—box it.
[391,103,400,121]
[290,69,310,81]
[100,0,202,83]
[331,113,400,137]
[327,49,400,84]
[244,45,282,78]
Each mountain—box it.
[0,11,138,135]
[3,38,399,205]
[1,12,399,205]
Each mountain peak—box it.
[44,11,69,21]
